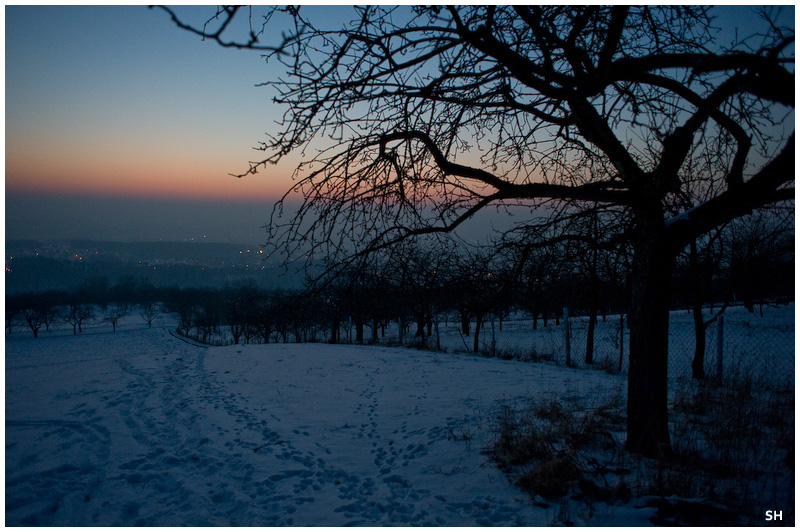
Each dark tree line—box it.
[8,212,790,356]
[6,276,159,337]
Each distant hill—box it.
[5,240,306,294]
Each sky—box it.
[5,5,795,244]
[6,5,297,200]
[6,5,308,243]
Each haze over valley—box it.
[5,238,305,294]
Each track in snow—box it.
[6,321,625,526]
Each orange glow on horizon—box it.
[5,154,300,202]
[5,120,305,201]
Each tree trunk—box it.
[627,218,673,458]
[586,217,599,365]
[355,319,364,343]
[398,316,405,345]
[585,310,597,365]
[427,308,433,337]
[460,310,470,335]
[691,303,706,379]
[473,313,483,353]
[586,260,599,365]
[689,242,707,379]
[330,318,338,344]
[415,312,425,338]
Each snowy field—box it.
[377,304,795,389]
[6,315,647,526]
[196,303,793,389]
[6,304,794,526]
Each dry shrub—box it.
[487,378,794,525]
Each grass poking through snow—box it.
[485,378,794,526]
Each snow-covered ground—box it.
[6,304,793,526]
[6,314,660,526]
[380,304,795,389]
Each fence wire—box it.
[546,304,794,390]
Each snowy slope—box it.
[5,318,654,526]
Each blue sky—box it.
[6,5,306,243]
[7,5,293,201]
[5,5,795,244]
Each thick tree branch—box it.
[380,130,630,204]
[666,134,794,250]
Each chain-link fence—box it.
[539,303,794,390]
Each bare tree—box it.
[686,235,726,380]
[223,281,259,345]
[6,298,22,334]
[41,303,60,333]
[23,307,45,338]
[103,304,128,333]
[66,302,94,335]
[140,301,159,328]
[160,5,794,457]
[725,211,795,315]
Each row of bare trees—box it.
[161,209,791,352]
[6,276,164,337]
[7,210,790,347]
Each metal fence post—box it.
[563,307,571,366]
[619,313,624,373]
[398,316,404,346]
[716,314,724,383]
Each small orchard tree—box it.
[160,5,794,457]
[140,301,159,328]
[223,281,259,345]
[23,307,45,338]
[725,211,795,314]
[66,302,94,335]
[104,304,128,333]
[6,299,22,334]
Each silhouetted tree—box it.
[166,288,200,336]
[195,291,223,343]
[103,304,128,332]
[139,301,159,328]
[22,304,45,338]
[725,212,794,315]
[518,246,558,330]
[250,293,277,344]
[223,280,259,345]
[6,298,23,334]
[684,232,726,380]
[40,302,61,333]
[66,301,94,335]
[161,5,794,457]
[382,240,452,348]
